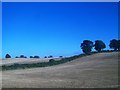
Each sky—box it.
[2,2,118,58]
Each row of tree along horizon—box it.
[5,39,120,58]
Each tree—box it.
[49,59,55,63]
[109,39,118,51]
[30,56,33,58]
[44,56,47,58]
[24,56,27,58]
[20,55,25,58]
[5,54,11,58]
[118,40,120,50]
[80,40,94,54]
[15,56,19,58]
[34,56,39,58]
[94,40,106,52]
[48,55,53,58]
[59,56,63,58]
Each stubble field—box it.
[2,52,119,88]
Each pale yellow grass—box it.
[1,58,61,66]
[2,52,119,88]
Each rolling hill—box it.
[2,52,119,88]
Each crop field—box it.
[2,52,119,88]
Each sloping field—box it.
[2,52,119,88]
[1,58,60,66]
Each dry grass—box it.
[2,52,119,88]
[1,58,60,66]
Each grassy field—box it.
[2,52,119,88]
[1,58,60,66]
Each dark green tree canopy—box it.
[94,40,106,52]
[49,59,55,63]
[118,40,120,50]
[48,55,53,58]
[34,56,40,58]
[30,56,33,58]
[80,40,94,55]
[59,56,63,58]
[109,39,118,51]
[44,56,47,58]
[20,55,25,58]
[5,54,11,58]
[15,56,19,58]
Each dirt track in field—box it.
[2,52,119,88]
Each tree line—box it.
[5,54,54,59]
[81,39,120,55]
[5,39,120,58]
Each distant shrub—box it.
[44,56,47,58]
[30,56,33,58]
[24,56,27,58]
[79,54,86,57]
[13,63,19,67]
[48,55,53,58]
[59,56,63,58]
[34,56,40,58]
[5,54,11,58]
[20,55,25,58]
[49,59,55,63]
[15,56,19,58]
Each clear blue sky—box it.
[2,2,118,58]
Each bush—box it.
[34,56,40,58]
[24,56,27,58]
[20,55,25,58]
[30,56,33,58]
[15,56,19,58]
[48,55,53,58]
[59,56,63,58]
[44,56,47,58]
[13,63,19,67]
[49,59,55,63]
